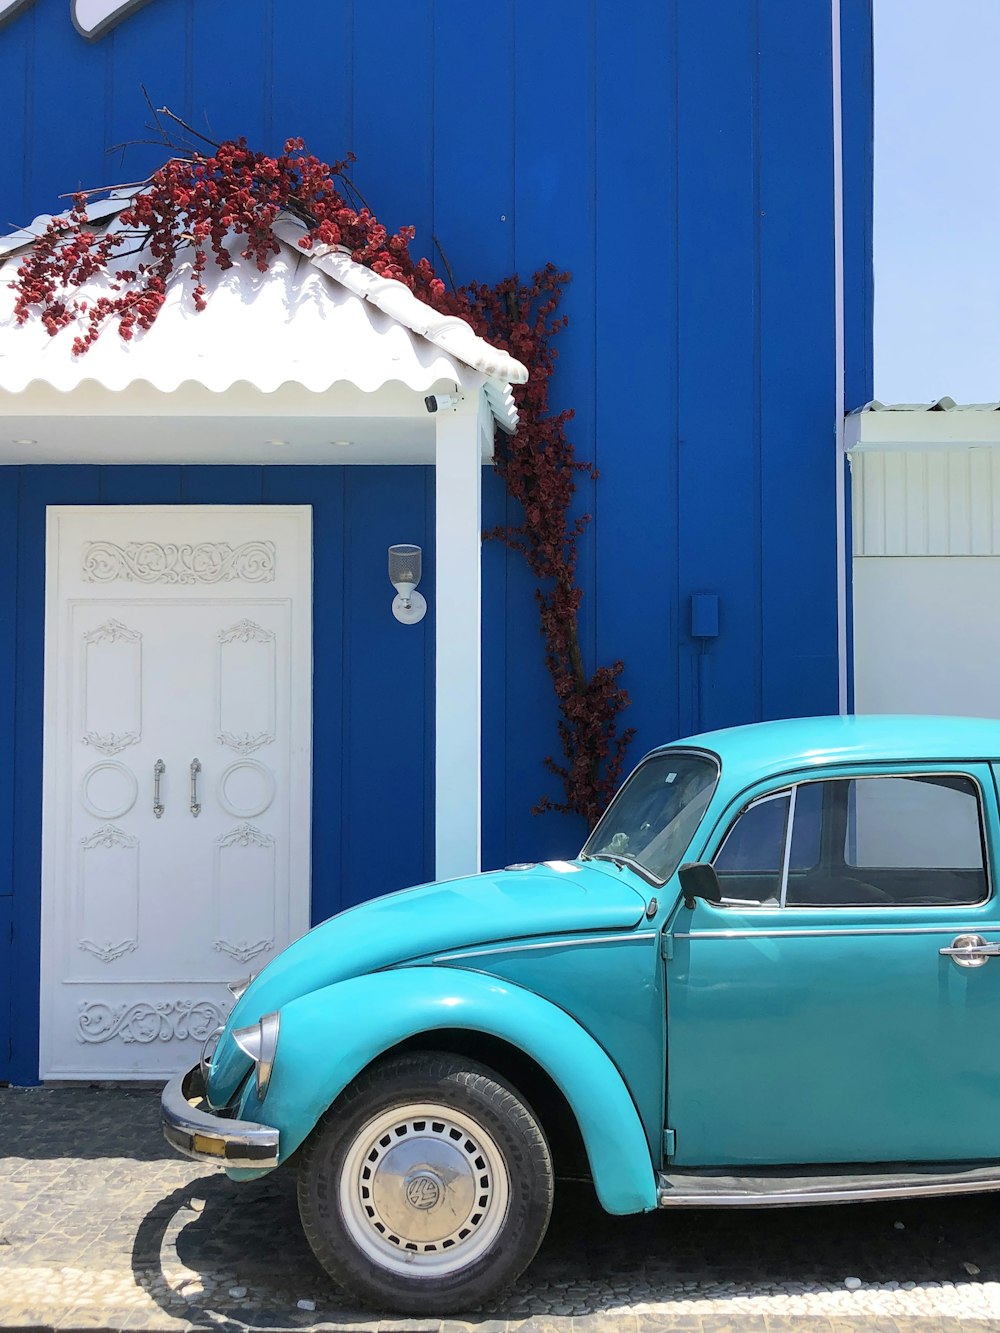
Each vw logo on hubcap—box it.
[404,1170,443,1211]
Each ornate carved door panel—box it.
[41,506,312,1078]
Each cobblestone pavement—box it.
[7,1089,1000,1331]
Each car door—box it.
[665,762,1000,1167]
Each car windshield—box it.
[582,751,720,883]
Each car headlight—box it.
[227,973,256,1002]
[200,1024,225,1084]
[232,1011,280,1101]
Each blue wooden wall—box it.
[0,0,873,1082]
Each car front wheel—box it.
[297,1051,554,1314]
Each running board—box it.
[657,1161,1000,1208]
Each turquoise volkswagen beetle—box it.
[163,715,1000,1312]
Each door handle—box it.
[153,758,165,819]
[940,934,1000,968]
[190,758,202,818]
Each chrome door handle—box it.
[190,758,202,818]
[940,934,1000,967]
[153,758,165,819]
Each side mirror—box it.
[678,861,722,910]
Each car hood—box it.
[208,859,647,1104]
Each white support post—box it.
[831,0,848,713]
[434,398,483,879]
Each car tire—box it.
[296,1051,554,1314]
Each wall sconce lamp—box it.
[388,544,427,624]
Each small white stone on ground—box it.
[964,1262,981,1275]
[297,1298,316,1311]
[894,1220,905,1229]
[228,1286,247,1298]
[844,1277,863,1290]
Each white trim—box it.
[434,400,483,880]
[832,0,848,714]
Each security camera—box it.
[424,393,461,414]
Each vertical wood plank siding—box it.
[0,0,873,1081]
[594,0,678,778]
[758,0,839,720]
[675,0,762,735]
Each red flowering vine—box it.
[464,272,635,823]
[11,117,633,824]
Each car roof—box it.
[651,715,1000,789]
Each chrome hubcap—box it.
[340,1102,510,1277]
[369,1126,481,1243]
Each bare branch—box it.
[99,241,155,260]
[105,139,198,158]
[57,178,153,199]
[140,84,171,144]
[281,195,320,228]
[433,235,459,293]
[3,221,52,241]
[337,172,372,213]
[153,104,221,150]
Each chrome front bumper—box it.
[161,1063,280,1169]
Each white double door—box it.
[40,506,312,1079]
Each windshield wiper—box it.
[585,850,663,888]
[588,852,634,870]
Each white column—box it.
[434,398,483,878]
[831,0,848,712]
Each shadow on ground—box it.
[10,1086,1000,1328]
[131,1163,1000,1328]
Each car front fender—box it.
[233,965,658,1215]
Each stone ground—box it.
[5,1089,1000,1331]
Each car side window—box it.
[785,774,988,908]
[713,791,789,904]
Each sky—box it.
[874,0,1000,403]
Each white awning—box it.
[0,204,526,464]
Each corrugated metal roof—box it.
[853,398,1000,414]
[0,205,526,432]
[846,398,1000,455]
